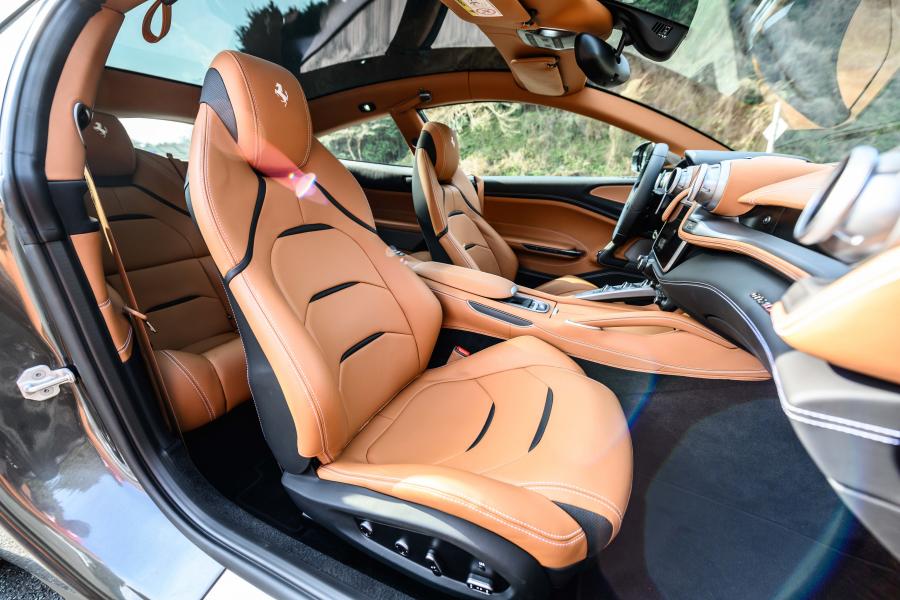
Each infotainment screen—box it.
[652,202,689,271]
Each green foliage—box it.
[426,103,643,177]
[320,103,644,177]
[320,117,414,167]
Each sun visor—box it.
[509,57,566,96]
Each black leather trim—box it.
[107,213,153,221]
[448,182,482,216]
[448,210,464,217]
[467,301,532,327]
[130,183,191,216]
[340,332,384,362]
[412,150,452,264]
[310,281,358,303]
[224,287,309,473]
[277,223,333,238]
[223,174,265,284]
[464,243,476,250]
[314,181,378,235]
[417,129,438,166]
[200,68,238,142]
[529,388,553,451]
[466,402,495,451]
[554,502,613,553]
[146,295,201,313]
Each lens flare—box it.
[289,171,317,198]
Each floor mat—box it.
[572,362,900,600]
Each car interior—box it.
[4,0,900,598]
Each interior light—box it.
[359,102,376,113]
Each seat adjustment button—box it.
[394,538,409,557]
[425,548,442,577]
[358,520,373,537]
[467,572,494,595]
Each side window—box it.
[423,102,646,177]
[120,118,193,161]
[319,115,413,167]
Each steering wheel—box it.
[612,142,669,244]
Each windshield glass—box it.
[615,0,899,161]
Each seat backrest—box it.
[412,121,519,280]
[83,112,235,354]
[188,51,441,469]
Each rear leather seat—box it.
[83,112,250,430]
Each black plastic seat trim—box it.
[466,402,495,451]
[528,388,553,451]
[277,223,333,237]
[340,332,384,362]
[131,183,192,216]
[107,213,153,222]
[223,174,265,284]
[310,281,358,303]
[314,181,378,235]
[146,295,201,313]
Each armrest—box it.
[412,262,518,300]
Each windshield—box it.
[107,0,898,162]
[615,0,899,161]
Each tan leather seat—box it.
[83,112,250,431]
[412,121,599,296]
[187,51,631,588]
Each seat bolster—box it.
[156,349,227,431]
[535,275,597,297]
[472,214,519,280]
[318,462,588,569]
[201,335,250,412]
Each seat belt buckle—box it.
[447,345,470,364]
[124,306,158,333]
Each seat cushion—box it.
[318,336,632,569]
[156,333,250,431]
[535,275,597,296]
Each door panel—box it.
[482,177,636,278]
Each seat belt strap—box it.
[83,165,180,432]
[165,152,186,182]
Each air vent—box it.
[651,21,672,38]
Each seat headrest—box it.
[85,111,136,178]
[200,51,312,176]
[417,121,460,182]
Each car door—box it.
[321,104,647,287]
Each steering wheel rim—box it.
[612,143,669,244]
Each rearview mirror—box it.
[575,33,630,87]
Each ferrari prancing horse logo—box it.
[93,121,108,138]
[274,82,289,107]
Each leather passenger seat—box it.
[412,121,600,296]
[83,112,250,430]
[188,51,631,595]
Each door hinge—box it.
[16,365,76,401]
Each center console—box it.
[410,260,769,381]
